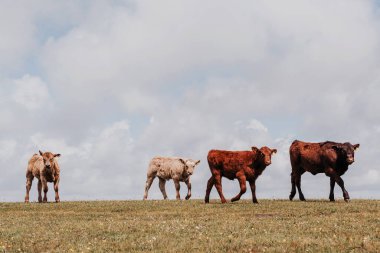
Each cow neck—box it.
[181,168,188,180]
[253,159,266,172]
[251,152,265,171]
[336,155,349,171]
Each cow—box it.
[289,140,360,202]
[25,150,61,203]
[143,157,200,200]
[205,146,277,204]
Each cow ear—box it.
[353,144,360,150]
[251,146,259,152]
[271,149,277,154]
[39,150,43,156]
[195,160,200,165]
[332,145,340,152]
[54,154,61,158]
[179,158,186,165]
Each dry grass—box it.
[0,199,379,252]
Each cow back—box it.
[290,140,340,174]
[207,150,256,178]
[149,157,186,180]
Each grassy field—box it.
[0,199,379,252]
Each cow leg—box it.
[25,174,33,203]
[185,178,192,200]
[54,178,60,203]
[329,177,336,201]
[231,173,246,202]
[295,173,306,201]
[249,179,258,204]
[289,172,297,201]
[214,173,227,203]
[143,176,155,200]
[204,176,215,203]
[173,179,181,200]
[158,177,168,199]
[41,177,48,203]
[333,174,349,201]
[37,180,42,203]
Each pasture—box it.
[0,200,379,252]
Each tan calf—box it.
[25,151,61,203]
[143,157,200,200]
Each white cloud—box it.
[246,119,268,133]
[12,75,49,110]
[0,140,17,160]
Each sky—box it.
[0,0,379,202]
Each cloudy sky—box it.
[1,0,379,202]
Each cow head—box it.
[332,143,359,165]
[39,150,61,170]
[179,159,200,177]
[252,146,277,166]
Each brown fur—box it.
[205,146,277,204]
[289,140,360,202]
[25,151,61,203]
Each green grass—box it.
[0,200,379,252]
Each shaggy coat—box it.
[25,151,61,203]
[205,146,277,204]
[289,140,360,202]
[143,157,200,200]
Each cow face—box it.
[332,143,359,164]
[180,159,200,177]
[252,146,277,166]
[39,150,61,170]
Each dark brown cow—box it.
[205,146,277,204]
[289,140,360,202]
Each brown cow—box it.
[205,146,277,204]
[25,151,61,203]
[289,140,359,202]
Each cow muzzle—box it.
[347,158,354,164]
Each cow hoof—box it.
[185,196,191,200]
[300,198,306,201]
[221,199,227,204]
[25,200,29,203]
[330,199,335,202]
[253,201,259,204]
[344,198,350,202]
